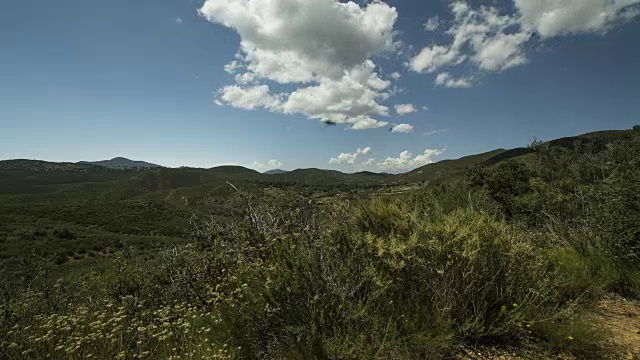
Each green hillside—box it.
[404,128,633,182]
[0,128,629,270]
[0,159,108,172]
[401,149,507,181]
[2,127,639,359]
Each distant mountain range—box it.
[264,169,288,175]
[1,129,632,183]
[0,159,107,172]
[79,157,162,169]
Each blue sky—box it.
[1,0,639,172]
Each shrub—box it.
[53,227,76,240]
[156,197,609,358]
[2,178,636,359]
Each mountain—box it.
[265,168,393,186]
[0,159,108,172]
[404,129,633,181]
[208,165,260,175]
[402,149,507,181]
[353,171,390,177]
[483,129,634,166]
[79,157,162,169]
[264,169,288,175]
[267,168,346,184]
[3,128,631,185]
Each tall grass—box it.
[2,183,630,359]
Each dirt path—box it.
[451,296,640,360]
[595,296,640,359]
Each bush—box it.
[2,169,637,359]
[467,128,640,297]
[53,227,76,240]
[54,253,67,265]
[131,196,611,359]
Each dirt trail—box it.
[451,296,640,360]
[595,296,640,359]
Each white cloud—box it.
[424,128,450,136]
[391,124,414,133]
[411,0,640,87]
[390,72,401,80]
[329,146,445,172]
[200,0,408,130]
[253,159,284,169]
[200,0,397,83]
[234,72,257,84]
[424,16,440,31]
[434,72,474,88]
[362,158,376,166]
[410,44,465,74]
[216,85,282,111]
[224,60,242,74]
[411,4,529,75]
[350,117,389,130]
[473,32,530,72]
[329,146,373,165]
[358,146,372,155]
[394,104,419,116]
[329,153,358,165]
[175,17,183,24]
[377,148,444,172]
[515,0,640,38]
[282,65,391,129]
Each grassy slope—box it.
[404,129,633,182]
[401,149,508,182]
[0,127,638,359]
[0,128,632,268]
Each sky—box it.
[1,0,639,173]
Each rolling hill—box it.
[79,157,162,169]
[401,149,508,182]
[403,128,633,182]
[1,128,632,192]
[0,127,633,273]
[0,159,108,172]
[264,169,288,175]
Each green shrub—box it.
[53,228,76,240]
[54,253,67,265]
[354,196,414,237]
[1,180,635,359]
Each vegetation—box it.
[1,128,639,359]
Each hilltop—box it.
[0,129,632,189]
[404,128,633,182]
[0,159,108,172]
[79,157,162,169]
[264,169,288,175]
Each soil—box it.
[449,295,640,360]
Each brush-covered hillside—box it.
[1,127,639,359]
